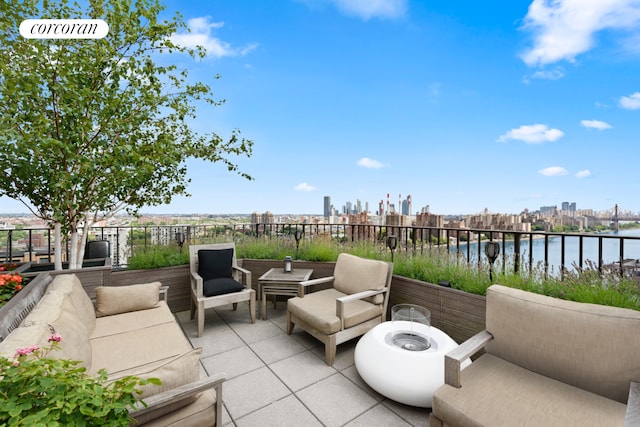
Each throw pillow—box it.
[136,347,202,399]
[203,277,245,297]
[95,282,161,317]
[198,248,233,281]
[128,347,204,425]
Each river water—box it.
[449,228,640,274]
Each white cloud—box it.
[520,0,640,66]
[299,0,407,20]
[357,157,385,169]
[576,169,592,178]
[580,119,612,130]
[498,124,564,143]
[539,166,569,176]
[523,67,565,84]
[333,0,407,19]
[170,16,258,59]
[619,92,640,109]
[294,182,317,192]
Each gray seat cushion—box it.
[432,354,627,427]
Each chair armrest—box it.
[130,373,225,422]
[232,266,252,290]
[625,381,640,427]
[336,288,387,304]
[296,276,335,297]
[444,330,493,388]
[335,288,388,329]
[190,271,204,297]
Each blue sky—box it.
[3,0,640,216]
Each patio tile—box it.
[289,329,324,349]
[235,394,322,427]
[214,301,257,324]
[269,350,337,392]
[382,399,432,427]
[263,305,289,331]
[249,333,307,364]
[344,402,413,427]
[223,366,291,420]
[229,317,285,344]
[296,373,378,427]
[201,345,264,380]
[341,365,385,401]
[189,327,246,358]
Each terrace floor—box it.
[174,301,431,427]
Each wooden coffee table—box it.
[258,268,313,320]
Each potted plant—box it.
[0,334,156,425]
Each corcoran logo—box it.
[20,19,109,39]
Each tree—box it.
[0,0,253,269]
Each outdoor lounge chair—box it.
[189,243,256,337]
[286,253,393,366]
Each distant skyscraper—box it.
[324,196,331,218]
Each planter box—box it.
[388,275,486,345]
[21,258,112,278]
[0,262,32,275]
[241,259,487,344]
[2,258,488,346]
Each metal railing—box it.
[2,223,640,278]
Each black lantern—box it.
[283,256,293,273]
[175,230,185,253]
[484,241,500,281]
[387,235,398,262]
[294,229,303,258]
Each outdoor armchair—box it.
[189,243,256,337]
[286,253,393,366]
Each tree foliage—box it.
[0,0,253,268]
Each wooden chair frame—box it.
[189,243,255,337]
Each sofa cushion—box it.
[485,284,640,403]
[432,353,627,427]
[89,319,191,376]
[287,288,383,334]
[91,301,176,339]
[333,253,389,304]
[95,282,161,317]
[21,290,91,365]
[203,277,245,297]
[46,273,96,333]
[198,248,233,280]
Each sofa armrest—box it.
[296,276,334,297]
[445,330,493,388]
[130,373,225,426]
[625,381,640,427]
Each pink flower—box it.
[48,333,62,343]
[14,344,39,357]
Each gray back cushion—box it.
[485,284,640,403]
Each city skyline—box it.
[2,1,640,215]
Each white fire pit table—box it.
[354,321,471,408]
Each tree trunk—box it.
[54,223,62,271]
[68,231,80,270]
